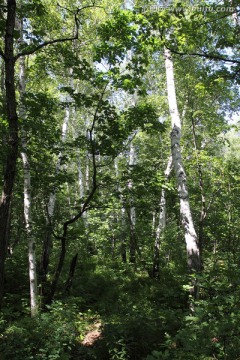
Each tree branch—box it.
[61,82,108,232]
[167,47,240,65]
[15,10,80,60]
[15,3,105,61]
[15,36,78,60]
[46,83,109,303]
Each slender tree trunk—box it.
[46,234,66,304]
[19,42,38,316]
[128,141,136,263]
[77,157,88,226]
[114,158,127,262]
[0,0,18,305]
[78,159,85,199]
[0,58,4,98]
[152,155,172,277]
[164,47,201,273]
[41,92,71,282]
[65,253,78,292]
[121,207,127,263]
[191,115,206,265]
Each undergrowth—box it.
[1,260,240,359]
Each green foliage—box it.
[125,103,165,133]
[95,10,137,64]
[0,299,88,360]
[1,1,240,360]
[144,265,240,360]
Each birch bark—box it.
[191,115,206,265]
[164,47,201,273]
[128,141,136,263]
[19,42,38,316]
[115,158,127,262]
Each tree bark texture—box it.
[128,141,136,263]
[191,114,206,266]
[0,0,18,305]
[19,46,38,316]
[164,47,201,273]
[65,253,78,292]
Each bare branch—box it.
[76,4,105,14]
[15,3,105,61]
[15,10,80,60]
[166,47,240,65]
[15,35,78,60]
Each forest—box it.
[0,0,239,359]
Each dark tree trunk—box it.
[129,228,136,264]
[45,235,66,304]
[39,226,52,283]
[127,208,136,264]
[65,253,78,292]
[0,0,18,305]
[121,240,127,263]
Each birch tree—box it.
[0,0,80,305]
[128,140,137,263]
[164,47,201,273]
[19,41,38,316]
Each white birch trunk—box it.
[152,211,156,235]
[164,48,201,272]
[85,116,91,192]
[78,159,85,199]
[115,158,127,262]
[48,68,73,217]
[155,155,172,242]
[128,141,136,263]
[48,105,70,217]
[19,52,38,316]
[191,115,206,261]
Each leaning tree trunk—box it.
[19,38,38,316]
[0,0,18,306]
[164,47,201,273]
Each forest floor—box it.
[1,260,240,359]
[82,321,102,347]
